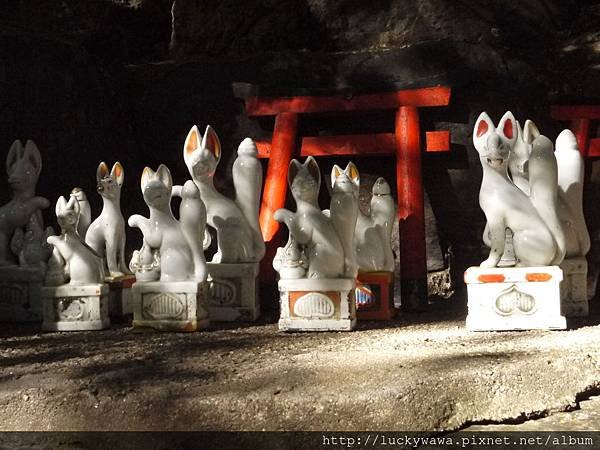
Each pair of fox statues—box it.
[0,110,591,331]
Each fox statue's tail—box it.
[555,130,590,257]
[233,138,266,261]
[180,180,208,282]
[527,128,566,265]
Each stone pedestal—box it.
[42,283,110,331]
[132,281,209,332]
[278,278,356,331]
[356,272,396,321]
[106,275,135,322]
[0,266,44,322]
[559,257,588,317]
[465,266,566,331]
[206,262,260,322]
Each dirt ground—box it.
[1,300,600,434]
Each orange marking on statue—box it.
[526,273,552,282]
[477,274,505,283]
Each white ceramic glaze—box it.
[355,177,396,273]
[330,162,359,278]
[465,265,566,331]
[274,157,345,279]
[46,195,105,285]
[181,125,265,263]
[473,112,562,267]
[128,165,208,283]
[85,162,130,278]
[555,129,590,257]
[0,140,50,266]
[484,115,589,263]
[70,188,91,239]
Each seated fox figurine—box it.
[274,157,348,279]
[504,121,590,259]
[128,165,207,283]
[0,140,50,266]
[85,162,130,278]
[46,196,105,285]
[474,111,565,268]
[353,175,396,274]
[181,125,265,264]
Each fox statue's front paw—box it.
[480,257,498,268]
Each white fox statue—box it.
[0,140,50,266]
[354,176,396,274]
[481,113,590,265]
[274,157,359,280]
[473,111,567,267]
[85,162,131,278]
[46,195,105,285]
[180,125,265,264]
[128,165,208,283]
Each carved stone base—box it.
[465,266,566,331]
[206,262,260,322]
[356,272,396,321]
[559,257,588,317]
[278,278,357,331]
[106,275,135,322]
[42,283,110,331]
[132,281,209,332]
[0,266,44,322]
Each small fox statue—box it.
[473,111,564,267]
[85,162,130,278]
[0,140,49,265]
[274,157,345,279]
[354,177,396,273]
[181,125,265,264]
[330,162,360,278]
[128,165,207,283]
[46,195,105,285]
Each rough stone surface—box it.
[1,302,599,431]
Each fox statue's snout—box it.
[482,133,510,169]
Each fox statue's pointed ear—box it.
[523,119,540,145]
[473,112,495,153]
[345,161,359,186]
[184,125,202,164]
[331,164,343,188]
[7,140,23,175]
[288,159,302,187]
[67,195,80,215]
[24,140,42,177]
[304,156,321,187]
[111,162,124,186]
[55,196,67,217]
[97,162,109,182]
[201,125,221,162]
[141,167,154,191]
[497,111,517,146]
[156,164,173,190]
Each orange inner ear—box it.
[476,120,489,137]
[186,129,199,155]
[503,120,514,139]
[349,165,358,180]
[206,132,220,157]
[114,164,123,178]
[100,163,109,177]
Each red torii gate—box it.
[241,86,452,303]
